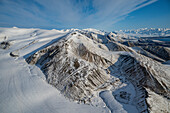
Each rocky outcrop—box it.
[26,37,111,104]
[0,41,10,49]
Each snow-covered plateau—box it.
[0,27,170,113]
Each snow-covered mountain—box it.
[0,27,170,113]
[118,28,170,37]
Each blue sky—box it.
[0,0,170,31]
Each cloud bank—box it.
[0,0,157,30]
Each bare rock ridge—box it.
[26,30,170,113]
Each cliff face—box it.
[26,30,170,113]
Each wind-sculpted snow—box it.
[0,27,170,113]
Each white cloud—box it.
[0,0,157,30]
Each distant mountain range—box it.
[117,28,170,37]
